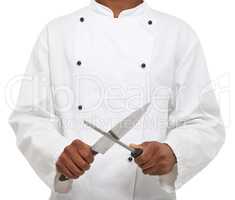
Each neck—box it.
[95,0,144,18]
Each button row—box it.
[76,60,147,69]
[79,17,153,25]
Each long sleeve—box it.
[8,26,72,191]
[159,33,225,192]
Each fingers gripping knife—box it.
[54,103,150,193]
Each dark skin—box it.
[56,0,177,179]
[56,139,94,179]
[130,142,176,175]
[96,0,144,18]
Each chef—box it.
[9,0,225,199]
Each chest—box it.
[49,17,176,135]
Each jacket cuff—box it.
[158,136,187,193]
[51,137,74,193]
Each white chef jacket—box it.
[9,1,225,199]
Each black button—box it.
[78,105,83,110]
[148,20,153,25]
[80,17,85,22]
[128,157,133,162]
[141,63,146,68]
[77,60,82,66]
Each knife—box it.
[84,120,143,158]
[57,103,150,182]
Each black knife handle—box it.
[91,149,98,156]
[59,149,98,182]
[59,174,69,182]
[131,148,143,158]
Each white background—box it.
[0,0,234,199]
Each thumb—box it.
[129,144,143,149]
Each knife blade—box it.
[91,102,150,154]
[84,120,143,158]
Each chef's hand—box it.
[130,141,176,175]
[56,139,94,179]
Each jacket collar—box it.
[89,0,148,18]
